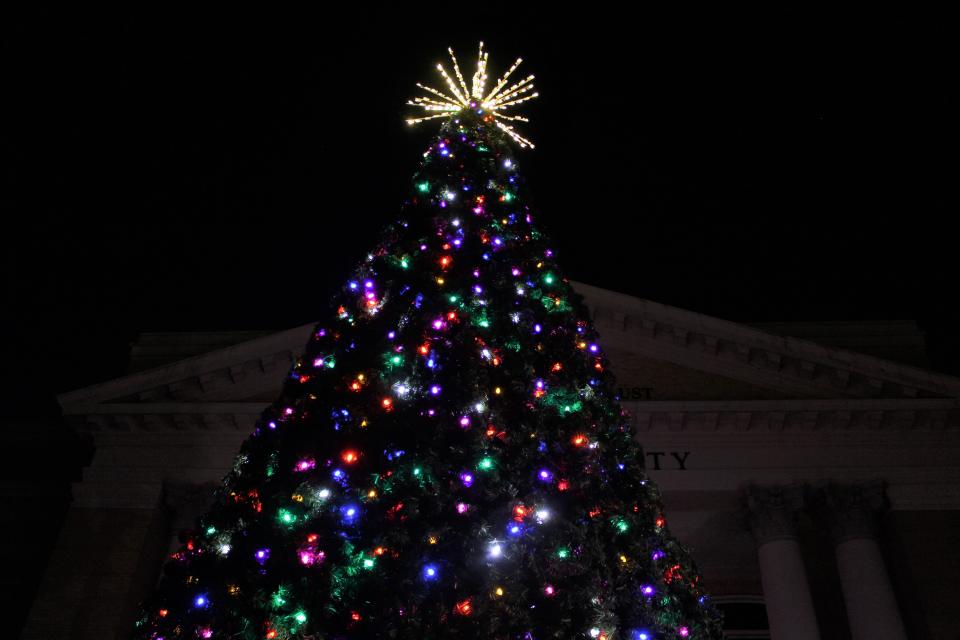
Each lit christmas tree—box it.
[133,44,723,640]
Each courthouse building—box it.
[21,282,960,639]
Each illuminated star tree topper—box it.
[406,41,539,148]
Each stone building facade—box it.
[21,282,960,639]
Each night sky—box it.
[4,6,957,418]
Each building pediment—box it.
[59,282,960,434]
[575,282,960,401]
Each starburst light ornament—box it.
[406,42,539,148]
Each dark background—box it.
[0,5,956,633]
[4,7,957,417]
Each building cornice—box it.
[62,398,960,434]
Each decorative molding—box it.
[624,399,959,432]
[61,398,960,435]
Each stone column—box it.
[745,485,821,640]
[18,482,169,640]
[825,482,907,640]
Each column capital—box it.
[823,481,888,544]
[744,484,806,544]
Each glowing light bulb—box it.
[455,598,473,616]
[488,542,503,558]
